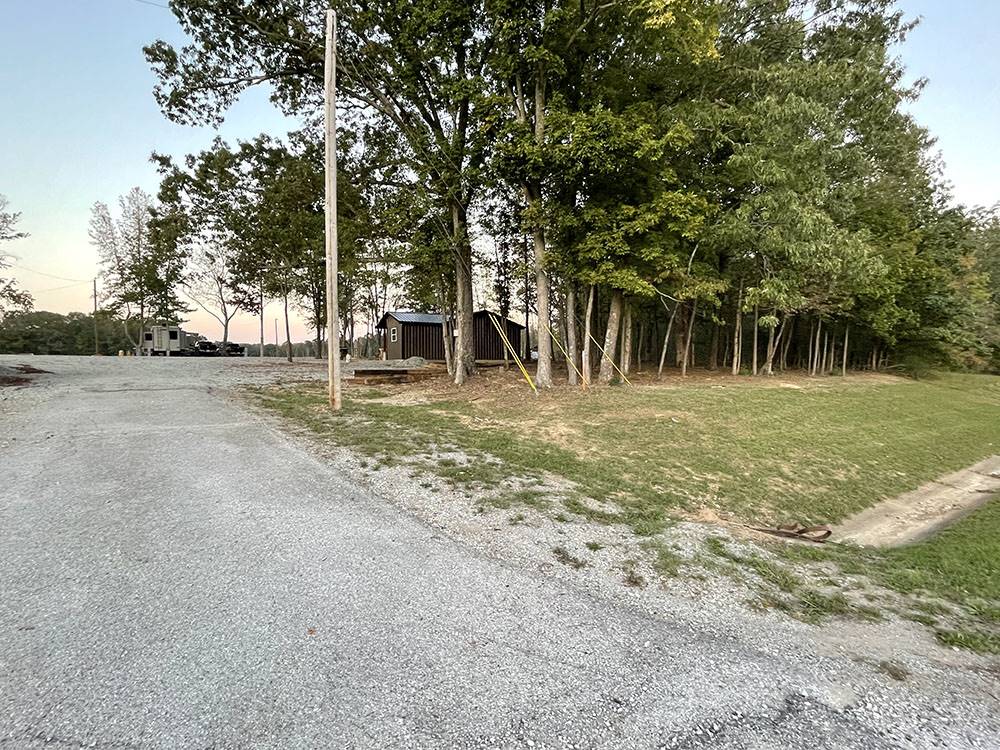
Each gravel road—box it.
[1,356,997,749]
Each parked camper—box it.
[141,326,201,356]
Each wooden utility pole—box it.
[324,9,342,410]
[92,278,99,355]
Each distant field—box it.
[254,370,1000,535]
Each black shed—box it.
[376,310,524,362]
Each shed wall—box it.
[402,322,446,361]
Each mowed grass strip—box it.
[253,372,1000,533]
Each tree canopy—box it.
[141,0,999,379]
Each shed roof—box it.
[377,309,526,329]
[377,311,444,328]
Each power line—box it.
[126,0,171,9]
[9,264,91,283]
[35,280,93,293]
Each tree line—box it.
[14,1,997,377]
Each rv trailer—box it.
[141,326,201,356]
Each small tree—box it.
[0,195,33,318]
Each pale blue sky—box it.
[1,0,997,341]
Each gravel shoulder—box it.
[1,356,998,749]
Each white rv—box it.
[141,325,200,356]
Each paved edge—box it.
[834,455,1000,547]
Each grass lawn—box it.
[772,499,1000,653]
[253,369,1000,651]
[254,370,1000,535]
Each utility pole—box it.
[259,277,265,359]
[324,9,342,410]
[92,278,99,355]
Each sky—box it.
[1,0,998,343]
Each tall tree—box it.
[145,0,497,383]
[90,188,186,354]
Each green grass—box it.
[706,536,882,624]
[643,540,684,578]
[253,373,1000,535]
[772,499,1000,651]
[251,373,1000,651]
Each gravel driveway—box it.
[1,356,997,749]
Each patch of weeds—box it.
[620,559,645,588]
[745,556,801,593]
[704,537,799,592]
[877,661,910,682]
[935,629,1000,655]
[353,388,390,400]
[585,541,604,552]
[643,540,683,579]
[906,612,938,627]
[627,512,673,538]
[795,590,855,623]
[561,495,621,526]
[552,546,587,570]
[509,513,527,526]
[704,536,731,558]
[965,600,1000,624]
[553,512,571,523]
[485,489,549,511]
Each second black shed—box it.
[376,310,524,362]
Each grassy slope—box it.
[775,499,1000,653]
[256,371,1000,534]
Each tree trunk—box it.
[532,214,552,387]
[566,285,579,386]
[636,318,645,372]
[136,300,145,357]
[763,316,786,376]
[811,318,822,376]
[807,319,815,374]
[283,290,293,363]
[751,306,759,376]
[681,300,697,377]
[582,284,595,387]
[452,203,475,384]
[523,236,530,360]
[438,281,454,376]
[657,301,678,379]
[598,290,624,384]
[731,284,743,376]
[621,303,633,376]
[780,316,794,371]
[763,310,777,375]
[708,323,720,370]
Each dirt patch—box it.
[0,376,32,387]
[0,364,50,387]
[12,364,51,375]
[835,456,1000,547]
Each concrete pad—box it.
[835,456,1000,547]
